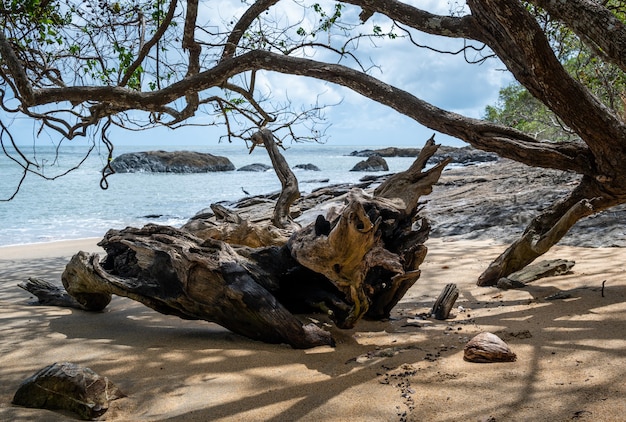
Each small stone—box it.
[12,362,125,420]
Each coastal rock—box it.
[294,163,321,171]
[12,362,125,420]
[238,163,271,172]
[350,145,498,165]
[464,332,517,363]
[421,159,626,247]
[350,155,389,172]
[350,147,419,157]
[110,150,235,173]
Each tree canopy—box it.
[3,1,626,284]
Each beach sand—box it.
[1,237,625,421]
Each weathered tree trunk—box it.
[431,283,459,320]
[26,137,449,348]
[251,128,300,230]
[62,226,333,349]
[477,176,622,286]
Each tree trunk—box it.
[477,176,622,286]
[24,137,449,348]
[250,128,300,230]
[61,226,334,349]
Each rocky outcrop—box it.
[110,150,235,173]
[350,155,389,172]
[350,145,499,165]
[238,163,271,172]
[349,147,420,157]
[422,159,626,247]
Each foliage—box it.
[484,82,578,142]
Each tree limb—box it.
[529,0,626,73]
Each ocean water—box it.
[0,142,419,246]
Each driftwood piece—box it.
[463,332,517,363]
[26,137,449,348]
[288,190,427,328]
[375,135,452,216]
[18,277,87,309]
[431,283,459,320]
[286,139,447,328]
[507,259,575,283]
[496,259,575,289]
[183,204,290,248]
[12,362,125,420]
[61,225,333,349]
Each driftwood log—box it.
[431,283,459,320]
[22,136,450,348]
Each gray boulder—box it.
[350,155,389,172]
[110,150,235,173]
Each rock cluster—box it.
[422,159,626,247]
[350,145,499,165]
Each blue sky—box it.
[3,1,513,149]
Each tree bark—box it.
[251,128,301,230]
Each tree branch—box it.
[529,0,626,73]
[29,50,596,174]
[0,31,34,105]
[340,0,484,41]
[467,0,626,177]
[221,0,281,60]
[119,0,178,88]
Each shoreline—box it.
[0,237,104,260]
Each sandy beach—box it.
[1,237,625,421]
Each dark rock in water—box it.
[110,150,234,173]
[294,163,321,171]
[350,155,389,172]
[12,362,125,420]
[349,147,420,157]
[349,145,498,166]
[302,178,329,184]
[238,163,272,172]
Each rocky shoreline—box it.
[113,147,624,249]
[203,157,625,249]
[422,159,626,247]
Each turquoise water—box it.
[0,142,418,246]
